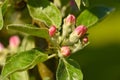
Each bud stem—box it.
[48,54,57,60]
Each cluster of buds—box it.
[48,14,88,57]
[60,14,88,57]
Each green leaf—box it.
[54,0,69,7]
[56,58,83,80]
[1,49,48,79]
[76,6,114,28]
[20,36,35,51]
[0,76,8,80]
[1,0,9,15]
[10,71,29,80]
[0,8,3,30]
[76,10,98,28]
[0,0,9,30]
[27,0,62,28]
[75,0,81,9]
[7,24,50,40]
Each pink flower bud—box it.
[0,42,4,51]
[65,14,76,26]
[69,25,87,44]
[82,37,88,43]
[61,46,71,57]
[74,25,87,37]
[9,35,20,48]
[49,25,56,37]
[70,0,75,6]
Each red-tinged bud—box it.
[69,25,87,44]
[61,46,71,57]
[0,42,4,51]
[49,25,56,37]
[70,0,75,6]
[64,14,76,26]
[9,35,20,48]
[74,25,87,37]
[82,37,88,43]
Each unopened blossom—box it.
[49,25,56,37]
[62,14,76,39]
[82,37,88,43]
[69,25,87,44]
[74,25,87,37]
[61,46,71,57]
[64,14,76,26]
[0,42,4,51]
[9,35,20,48]
[70,0,75,6]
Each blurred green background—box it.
[71,0,120,80]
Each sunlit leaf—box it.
[0,0,9,30]
[27,0,62,28]
[54,0,69,7]
[10,71,29,80]
[20,36,35,51]
[1,49,48,79]
[76,10,98,28]
[56,58,83,80]
[7,24,50,40]
[76,6,114,28]
[1,0,9,15]
[0,8,3,30]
